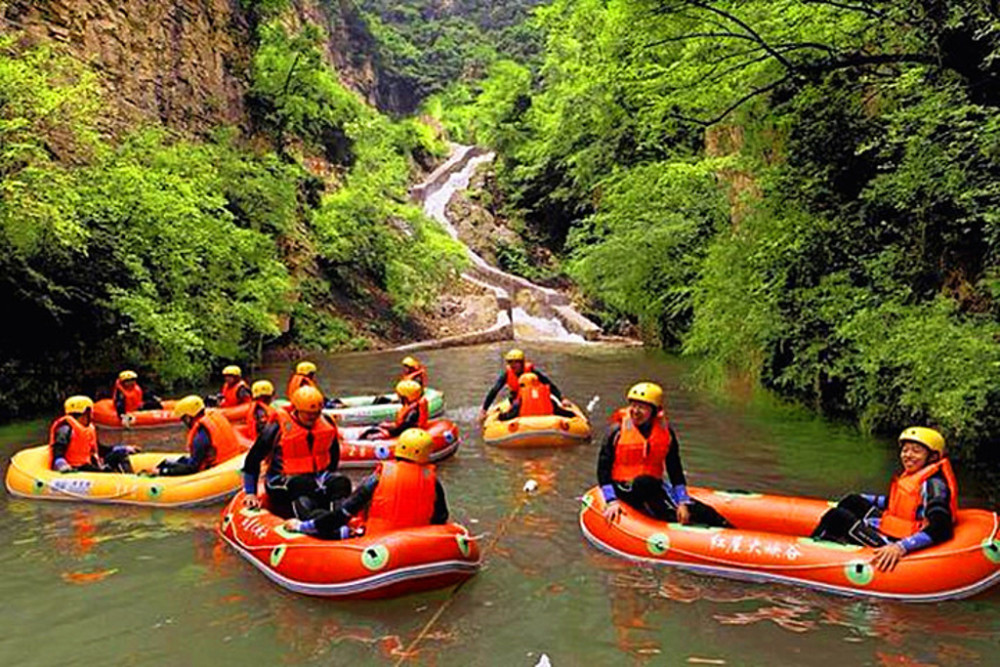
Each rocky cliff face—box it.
[0,0,393,134]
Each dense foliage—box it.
[435,0,1000,458]
[0,16,463,417]
[356,0,546,111]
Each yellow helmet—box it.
[505,348,526,362]
[64,395,94,415]
[627,382,663,408]
[296,361,317,375]
[899,427,945,454]
[172,395,205,418]
[518,372,539,388]
[395,379,423,401]
[291,386,324,413]
[252,380,274,399]
[222,365,242,377]
[118,370,138,382]
[396,428,433,464]
[401,356,420,369]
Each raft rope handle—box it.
[223,524,487,553]
[392,493,532,666]
[582,499,1000,572]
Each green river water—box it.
[2,343,998,666]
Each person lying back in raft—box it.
[283,428,448,539]
[598,382,730,527]
[245,380,278,441]
[811,427,958,572]
[242,386,352,519]
[154,396,242,476]
[206,365,252,408]
[360,380,429,440]
[50,396,136,473]
[498,372,575,421]
[479,348,564,422]
[112,370,163,418]
[399,356,429,387]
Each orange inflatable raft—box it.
[579,486,1000,602]
[337,419,461,468]
[219,491,481,598]
[92,399,249,430]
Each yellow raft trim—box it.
[5,445,245,508]
[482,399,592,448]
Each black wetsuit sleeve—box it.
[244,422,279,479]
[159,426,211,476]
[664,427,687,488]
[237,385,252,403]
[498,399,521,421]
[482,374,508,410]
[50,423,73,467]
[532,369,562,401]
[921,475,954,545]
[114,391,126,417]
[253,405,268,434]
[431,479,449,524]
[324,417,341,473]
[597,425,620,487]
[384,408,421,438]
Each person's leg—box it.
[616,476,677,522]
[310,475,378,539]
[811,495,886,546]
[264,477,294,518]
[103,449,133,473]
[686,499,732,528]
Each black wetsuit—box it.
[811,471,954,552]
[113,387,163,416]
[156,424,212,476]
[301,472,449,540]
[482,368,562,409]
[597,421,729,527]
[242,417,351,519]
[50,424,132,473]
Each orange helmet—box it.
[291,386,324,413]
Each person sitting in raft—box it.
[361,380,429,440]
[400,356,428,387]
[245,380,278,441]
[112,370,162,417]
[286,361,319,399]
[811,426,958,572]
[242,386,351,519]
[50,396,136,473]
[479,348,564,421]
[283,428,448,539]
[206,365,252,408]
[598,382,730,527]
[286,360,344,408]
[154,395,242,476]
[498,372,575,421]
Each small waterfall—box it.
[420,146,592,343]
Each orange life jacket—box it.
[220,379,251,408]
[285,373,318,400]
[49,415,99,468]
[394,397,430,430]
[271,410,339,475]
[401,366,428,387]
[188,410,242,470]
[504,361,535,393]
[611,413,672,482]
[365,460,437,533]
[879,458,959,539]
[245,400,277,441]
[113,380,144,413]
[519,383,554,417]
